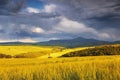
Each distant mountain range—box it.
[37,37,119,47]
[0,37,120,47]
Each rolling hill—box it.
[0,45,64,58]
[37,37,112,47]
[62,44,120,57]
[0,37,120,48]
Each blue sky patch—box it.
[26,0,46,9]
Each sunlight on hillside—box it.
[39,47,93,58]
[0,45,63,56]
[0,45,94,58]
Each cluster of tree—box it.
[0,51,48,58]
[14,52,42,58]
[62,45,120,57]
[0,54,12,58]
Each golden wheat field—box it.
[0,45,89,58]
[0,56,120,80]
[0,45,120,80]
[0,45,64,56]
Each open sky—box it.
[0,0,120,42]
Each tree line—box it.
[62,45,120,57]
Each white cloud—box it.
[44,4,57,13]
[25,7,41,13]
[97,33,110,40]
[51,16,111,40]
[53,17,97,34]
[19,38,37,43]
[23,4,57,14]
[32,27,45,33]
[0,40,16,43]
[0,38,37,43]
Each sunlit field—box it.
[39,47,90,58]
[0,45,120,80]
[0,56,120,80]
[0,45,90,58]
[0,45,63,57]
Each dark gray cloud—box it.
[0,0,10,5]
[45,0,120,24]
[0,0,120,42]
[0,14,61,40]
[0,0,25,15]
[45,0,120,17]
[44,0,120,40]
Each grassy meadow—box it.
[0,45,64,58]
[0,45,120,80]
[0,45,90,58]
[0,56,120,80]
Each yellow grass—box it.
[39,47,92,58]
[0,45,119,80]
[0,56,120,80]
[0,45,63,56]
[0,45,92,58]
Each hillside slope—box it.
[0,45,64,58]
[38,37,111,47]
[62,44,120,57]
[39,47,91,58]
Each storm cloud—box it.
[0,0,25,15]
[44,0,120,40]
[0,0,120,42]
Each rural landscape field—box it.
[0,55,120,80]
[0,44,119,80]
